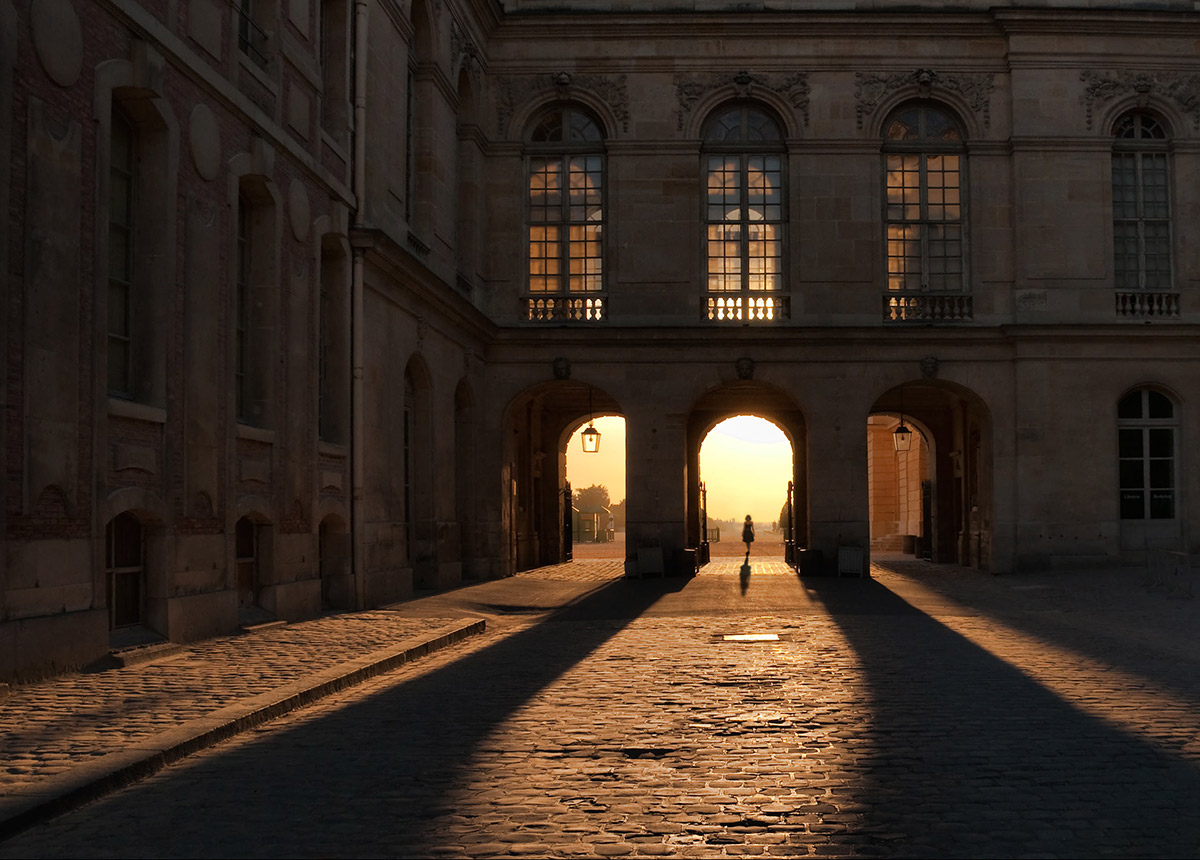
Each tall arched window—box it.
[107,109,135,398]
[883,103,968,321]
[1113,112,1172,293]
[525,105,605,322]
[1118,388,1178,520]
[702,104,785,323]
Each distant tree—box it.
[609,499,626,529]
[574,484,610,512]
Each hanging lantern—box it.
[892,421,913,452]
[581,421,601,453]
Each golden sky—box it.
[566,415,793,527]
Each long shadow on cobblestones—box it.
[876,559,1200,710]
[0,576,688,859]
[805,575,1200,858]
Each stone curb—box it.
[0,617,487,843]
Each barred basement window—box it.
[702,104,786,323]
[524,105,605,321]
[1118,388,1177,520]
[1113,112,1172,292]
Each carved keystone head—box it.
[552,357,572,379]
[735,357,755,380]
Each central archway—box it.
[699,415,793,559]
[686,382,808,565]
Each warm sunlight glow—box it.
[700,415,793,527]
[566,415,625,503]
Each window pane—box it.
[1148,458,1173,489]
[745,111,782,142]
[886,110,919,141]
[1148,427,1173,458]
[1150,490,1176,519]
[108,338,130,395]
[1118,428,1143,457]
[1147,391,1173,419]
[1119,459,1145,489]
[710,110,742,142]
[1117,392,1143,420]
[1120,490,1145,519]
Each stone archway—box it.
[503,380,623,574]
[870,381,993,570]
[685,382,808,565]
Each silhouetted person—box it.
[742,515,755,556]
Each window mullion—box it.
[919,155,930,290]
[734,155,744,297]
[560,154,570,294]
[1134,153,1147,289]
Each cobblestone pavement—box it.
[0,612,470,796]
[3,557,1200,858]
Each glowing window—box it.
[526,107,605,296]
[883,104,965,293]
[702,105,785,322]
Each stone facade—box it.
[2,0,1198,681]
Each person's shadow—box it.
[739,552,751,595]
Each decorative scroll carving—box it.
[496,73,630,136]
[1080,70,1200,130]
[855,68,994,129]
[674,70,810,131]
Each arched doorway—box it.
[566,415,626,559]
[686,383,808,565]
[869,381,993,569]
[698,415,794,560]
[867,413,934,560]
[503,380,623,574]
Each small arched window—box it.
[1112,112,1171,292]
[525,105,605,321]
[702,104,786,322]
[883,103,966,294]
[1118,388,1178,520]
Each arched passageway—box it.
[503,381,623,574]
[686,383,807,567]
[698,415,794,559]
[870,381,993,570]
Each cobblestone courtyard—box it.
[2,557,1198,858]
